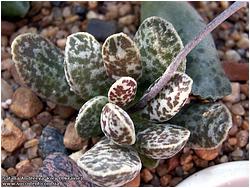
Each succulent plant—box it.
[10,2,244,184]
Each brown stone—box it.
[1,21,16,36]
[53,105,75,119]
[156,164,168,177]
[180,153,193,165]
[240,84,249,97]
[7,167,17,176]
[118,15,136,26]
[1,79,13,102]
[228,137,238,146]
[194,148,220,161]
[123,173,140,187]
[10,87,43,118]
[223,82,240,103]
[27,145,38,159]
[231,103,245,116]
[48,117,66,134]
[166,156,179,172]
[63,122,86,150]
[193,156,208,168]
[140,168,153,183]
[182,162,194,172]
[236,130,249,147]
[2,168,8,176]
[160,174,172,186]
[169,177,183,187]
[1,118,26,152]
[241,120,249,130]
[17,163,37,177]
[229,125,238,136]
[24,138,39,148]
[35,111,52,126]
[15,160,30,170]
[222,62,249,81]
[31,158,43,169]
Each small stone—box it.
[1,79,13,102]
[166,156,179,172]
[182,162,194,172]
[65,15,79,24]
[1,118,26,152]
[10,87,43,119]
[241,100,249,109]
[35,111,52,126]
[169,177,183,187]
[231,103,245,115]
[123,173,140,187]
[225,49,242,62]
[151,175,160,186]
[56,38,67,49]
[48,117,66,134]
[193,156,208,168]
[175,166,184,177]
[74,5,88,19]
[231,148,244,160]
[222,62,248,81]
[1,58,13,71]
[53,105,75,119]
[63,122,86,150]
[87,19,117,42]
[41,8,50,16]
[240,84,249,97]
[38,153,94,186]
[27,145,38,159]
[2,155,18,169]
[223,82,240,103]
[180,153,193,165]
[160,175,172,186]
[24,139,39,149]
[31,157,43,169]
[39,126,68,159]
[156,164,168,177]
[233,115,243,126]
[229,125,238,136]
[2,168,8,176]
[141,169,153,183]
[1,149,8,163]
[31,123,43,136]
[62,6,71,18]
[86,10,99,19]
[18,153,28,161]
[220,1,229,9]
[228,137,237,146]
[47,101,56,110]
[118,3,132,16]
[7,167,17,176]
[88,1,98,9]
[118,15,135,26]
[241,93,246,100]
[1,21,16,36]
[237,36,249,49]
[21,121,30,130]
[236,130,249,147]
[16,162,37,177]
[219,155,228,163]
[15,159,30,170]
[1,35,8,47]
[23,128,36,140]
[194,148,220,161]
[241,120,249,130]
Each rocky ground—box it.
[1,1,249,187]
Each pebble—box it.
[1,118,26,152]
[228,137,237,146]
[233,115,243,126]
[160,175,172,186]
[39,126,68,159]
[23,128,36,140]
[194,148,220,161]
[1,149,8,163]
[2,155,18,169]
[31,157,43,169]
[48,117,67,134]
[87,19,117,42]
[237,36,249,49]
[27,145,38,159]
[231,103,245,115]
[24,139,39,149]
[53,105,75,119]
[88,1,98,9]
[141,169,153,183]
[223,82,240,103]
[62,6,71,18]
[118,3,132,16]
[241,120,249,130]
[2,168,8,176]
[38,153,95,186]
[56,38,67,48]
[193,156,208,168]
[1,79,13,102]
[229,125,238,136]
[65,15,79,24]
[241,100,249,109]
[86,10,99,19]
[21,121,30,130]
[105,4,118,20]
[16,162,37,177]
[151,175,160,187]
[1,58,13,71]
[175,166,184,177]
[64,122,86,150]
[156,164,168,177]
[1,35,8,47]
[10,87,43,119]
[180,153,192,165]
[219,155,228,163]
[15,159,30,170]
[236,130,249,147]
[31,123,43,136]
[169,177,183,187]
[166,156,179,172]
[74,5,88,20]
[225,50,242,62]
[240,84,249,97]
[220,1,229,9]
[231,148,244,160]
[182,162,194,172]
[35,111,52,126]
[1,21,16,36]
[123,173,140,187]
[7,167,17,176]
[118,15,136,26]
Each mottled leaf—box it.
[108,76,137,107]
[77,138,142,187]
[11,33,84,109]
[134,16,186,85]
[101,103,135,145]
[169,102,232,149]
[141,2,231,100]
[139,154,160,168]
[65,32,112,100]
[102,32,142,80]
[141,72,193,122]
[75,96,108,138]
[136,124,190,159]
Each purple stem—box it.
[130,1,247,112]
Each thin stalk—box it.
[130,1,247,112]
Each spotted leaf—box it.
[101,103,135,145]
[77,138,142,187]
[141,72,193,122]
[136,124,190,159]
[102,32,142,80]
[65,32,112,100]
[11,33,84,109]
[134,16,186,86]
[169,102,232,149]
[108,76,137,107]
[75,96,108,138]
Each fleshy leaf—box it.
[75,96,108,138]
[134,16,186,85]
[139,154,160,168]
[141,2,231,100]
[136,124,190,159]
[169,102,232,149]
[102,32,142,80]
[65,32,112,100]
[108,76,137,107]
[77,138,142,187]
[11,33,84,109]
[101,103,135,145]
[141,72,192,122]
